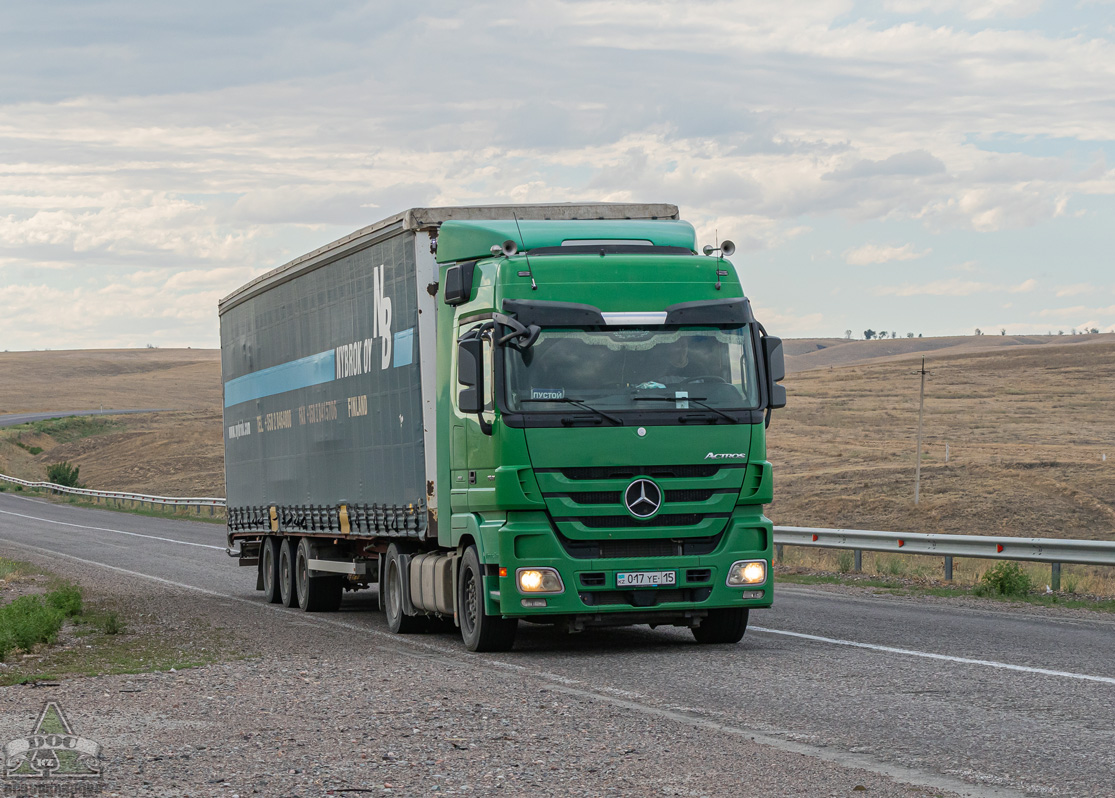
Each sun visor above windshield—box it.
[664,298,754,325]
[502,299,606,327]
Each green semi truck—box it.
[221,203,785,651]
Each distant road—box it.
[0,409,167,428]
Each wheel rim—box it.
[263,546,274,592]
[386,562,400,620]
[463,567,478,635]
[280,549,291,599]
[297,550,308,602]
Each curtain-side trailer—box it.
[221,203,785,651]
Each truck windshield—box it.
[503,326,761,413]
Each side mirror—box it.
[457,337,483,414]
[762,336,786,409]
[444,262,477,306]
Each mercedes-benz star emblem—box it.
[624,478,662,519]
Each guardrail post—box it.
[1051,562,1061,592]
[944,556,953,581]
[853,549,862,573]
[775,544,783,563]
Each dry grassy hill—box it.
[786,332,1114,373]
[0,349,223,495]
[1,340,1113,548]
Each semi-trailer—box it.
[220,203,785,651]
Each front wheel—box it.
[691,608,749,644]
[458,545,516,652]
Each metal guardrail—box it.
[0,473,225,515]
[773,525,1115,590]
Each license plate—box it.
[616,570,676,587]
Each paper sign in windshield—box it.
[530,388,565,400]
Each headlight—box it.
[516,567,564,594]
[727,560,766,586]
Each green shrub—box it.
[45,461,83,488]
[46,585,83,617]
[103,612,123,635]
[0,596,64,660]
[837,550,854,573]
[974,562,1032,597]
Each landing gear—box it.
[691,608,749,644]
[458,545,516,652]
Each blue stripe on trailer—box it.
[224,349,335,407]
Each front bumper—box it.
[494,509,773,619]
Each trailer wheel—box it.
[458,545,516,652]
[296,537,343,612]
[261,537,282,604]
[384,543,425,634]
[278,537,299,608]
[691,608,749,644]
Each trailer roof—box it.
[219,203,679,314]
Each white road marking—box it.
[751,626,1115,686]
[0,507,225,551]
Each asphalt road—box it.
[0,491,1112,797]
[0,409,167,428]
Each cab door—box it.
[451,320,497,513]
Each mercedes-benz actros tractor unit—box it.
[221,203,785,651]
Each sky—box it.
[1,0,1113,350]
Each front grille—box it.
[665,489,716,503]
[554,488,721,506]
[569,513,709,529]
[565,491,622,505]
[579,587,712,607]
[553,464,725,480]
[558,531,723,559]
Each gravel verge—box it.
[0,544,963,798]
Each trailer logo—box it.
[3,702,103,793]
[624,479,662,519]
[335,264,394,380]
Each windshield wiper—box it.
[520,397,623,426]
[633,395,738,423]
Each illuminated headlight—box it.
[516,567,564,594]
[726,560,767,586]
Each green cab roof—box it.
[435,219,697,263]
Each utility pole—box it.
[914,357,929,505]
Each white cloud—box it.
[875,278,1037,296]
[0,1,1113,346]
[844,243,931,265]
[1055,282,1098,296]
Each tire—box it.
[691,608,749,644]
[296,537,343,612]
[458,545,516,652]
[278,537,299,608]
[383,543,426,634]
[261,536,282,604]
